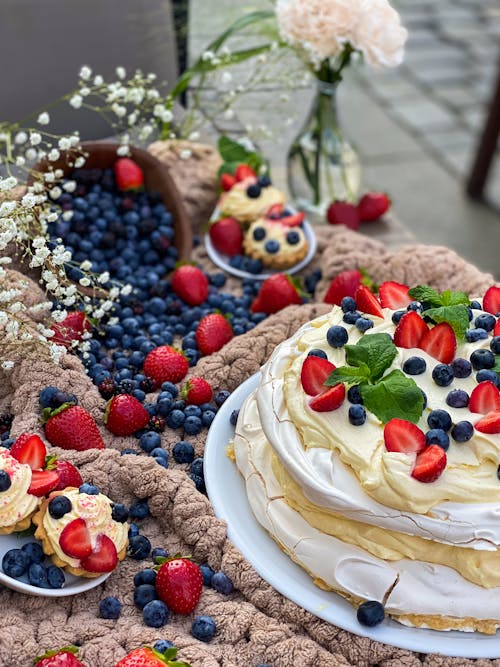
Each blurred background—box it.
[1,0,499,277]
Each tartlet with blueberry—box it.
[243,208,309,270]
[218,174,286,225]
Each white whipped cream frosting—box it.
[0,447,39,527]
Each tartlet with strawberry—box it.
[33,486,128,577]
[218,168,285,225]
[0,446,41,534]
[231,282,500,633]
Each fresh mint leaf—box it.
[493,358,500,374]
[218,136,249,163]
[408,285,441,306]
[325,364,371,387]
[424,305,470,338]
[345,333,396,381]
[440,290,470,307]
[360,370,424,424]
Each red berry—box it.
[221,172,237,191]
[411,444,447,483]
[250,273,301,315]
[104,395,150,437]
[44,405,105,451]
[171,265,209,306]
[482,286,500,315]
[34,647,86,667]
[469,381,500,414]
[113,157,144,191]
[300,356,336,396]
[418,322,456,364]
[308,384,345,412]
[393,311,429,349]
[355,284,384,318]
[114,647,171,667]
[155,557,203,615]
[378,281,412,309]
[10,433,46,470]
[323,269,362,306]
[28,470,60,497]
[79,533,118,573]
[52,460,84,491]
[234,164,256,181]
[181,377,213,405]
[51,311,90,348]
[278,211,305,227]
[143,346,189,384]
[357,192,391,222]
[326,201,360,230]
[59,518,92,559]
[384,418,426,455]
[475,411,500,434]
[209,217,243,256]
[195,314,234,356]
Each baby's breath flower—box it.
[58,137,71,150]
[79,65,92,80]
[116,145,129,157]
[80,260,92,271]
[37,112,50,125]
[0,176,18,191]
[69,94,83,109]
[79,86,91,97]
[93,74,104,86]
[30,132,42,146]
[79,276,91,287]
[180,149,192,160]
[15,131,28,144]
[62,180,76,193]
[116,66,126,80]
[74,156,86,168]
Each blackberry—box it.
[98,377,116,399]
[148,415,166,432]
[140,376,158,393]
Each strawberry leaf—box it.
[360,370,424,424]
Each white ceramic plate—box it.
[205,214,317,281]
[0,532,110,596]
[204,373,500,659]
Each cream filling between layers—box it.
[42,489,128,568]
[0,447,39,527]
[256,307,500,549]
[233,394,500,623]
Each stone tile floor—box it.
[188,0,500,279]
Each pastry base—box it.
[243,240,309,269]
[0,513,35,535]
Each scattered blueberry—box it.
[139,431,161,453]
[470,349,495,370]
[21,542,44,564]
[79,483,99,495]
[143,599,169,628]
[212,571,233,595]
[151,547,169,563]
[111,503,129,523]
[46,565,65,588]
[348,405,366,426]
[200,564,215,586]
[402,356,426,375]
[476,369,500,386]
[38,386,60,409]
[127,535,152,560]
[427,409,452,432]
[215,391,230,407]
[229,410,240,426]
[154,640,174,653]
[48,496,72,519]
[451,421,474,443]
[341,297,356,313]
[343,310,361,325]
[28,563,49,588]
[466,328,488,343]
[253,226,266,241]
[2,549,29,578]
[446,389,469,408]
[286,231,300,245]
[326,325,348,348]
[134,568,157,587]
[99,596,122,619]
[134,584,158,610]
[432,364,454,387]
[191,615,217,641]
[129,500,150,520]
[490,336,500,355]
[425,429,449,450]
[246,184,261,198]
[475,314,496,332]
[357,600,385,627]
[347,385,363,405]
[451,358,472,379]
[264,240,280,254]
[355,317,373,332]
[391,310,405,325]
[307,349,327,359]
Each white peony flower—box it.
[352,0,407,67]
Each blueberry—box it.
[134,568,157,587]
[139,431,161,453]
[307,349,328,360]
[134,584,158,610]
[127,535,152,560]
[264,240,280,254]
[326,325,348,348]
[212,571,233,595]
[357,600,385,627]
[121,448,138,456]
[432,364,454,387]
[46,565,65,588]
[38,386,60,409]
[154,640,174,654]
[427,409,452,432]
[471,349,495,370]
[161,382,178,397]
[476,370,500,386]
[348,405,366,426]
[407,302,423,312]
[51,389,78,408]
[343,311,361,325]
[111,503,129,523]
[475,314,496,332]
[402,356,426,375]
[2,549,29,578]
[341,297,356,313]
[470,300,482,309]
[347,385,363,404]
[191,457,204,477]
[143,599,169,628]
[79,483,99,495]
[0,471,11,492]
[191,615,217,641]
[286,231,300,245]
[200,564,215,586]
[466,328,488,343]
[355,317,373,332]
[391,310,405,325]
[21,542,44,564]
[128,523,140,539]
[253,227,266,241]
[99,596,122,619]
[446,389,469,408]
[451,358,472,379]
[215,391,230,407]
[166,409,185,429]
[491,336,500,355]
[28,562,49,588]
[229,410,240,426]
[129,500,150,520]
[184,416,202,436]
[425,429,449,450]
[257,174,271,187]
[451,421,474,443]
[151,547,169,563]
[190,473,206,494]
[48,496,72,519]
[246,184,261,198]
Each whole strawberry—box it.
[113,157,144,191]
[49,458,84,490]
[195,314,233,356]
[51,311,90,348]
[34,646,86,667]
[143,346,189,384]
[171,265,209,306]
[357,191,391,222]
[43,405,105,451]
[220,172,237,191]
[181,377,213,405]
[326,200,360,230]
[155,556,203,615]
[251,273,302,315]
[104,395,150,436]
[115,646,191,667]
[209,217,243,256]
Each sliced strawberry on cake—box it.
[355,284,384,318]
[384,418,426,455]
[469,382,500,414]
[378,281,412,309]
[309,384,345,412]
[301,356,336,396]
[418,322,456,364]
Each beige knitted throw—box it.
[1,226,499,667]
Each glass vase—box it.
[286,79,361,221]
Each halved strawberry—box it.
[323,270,362,306]
[494,319,500,336]
[469,381,500,414]
[59,518,92,559]
[266,203,284,219]
[355,284,384,318]
[393,311,429,349]
[278,211,305,227]
[10,434,46,470]
[221,172,237,191]
[384,418,426,455]
[80,534,118,573]
[378,281,412,309]
[234,164,256,181]
[482,286,500,315]
[300,356,336,396]
[418,322,456,364]
[474,411,500,434]
[411,445,447,483]
[28,470,60,496]
[309,384,345,412]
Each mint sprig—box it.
[217,135,267,177]
[408,285,471,338]
[325,333,423,423]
